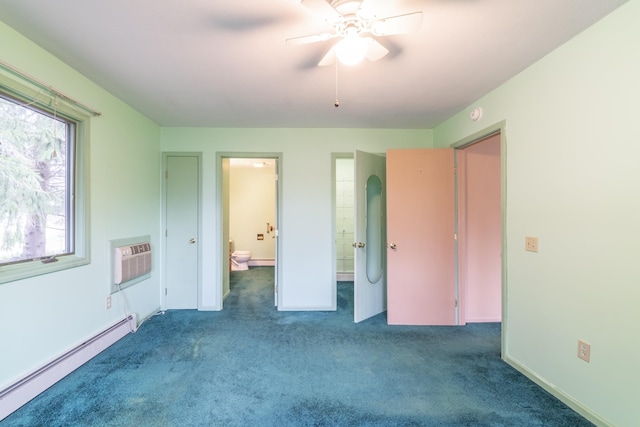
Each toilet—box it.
[231,250,251,271]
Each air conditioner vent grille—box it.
[114,242,152,285]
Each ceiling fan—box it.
[287,0,423,66]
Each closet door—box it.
[386,149,456,325]
[165,154,200,309]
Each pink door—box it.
[386,148,456,325]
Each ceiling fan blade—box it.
[365,38,389,62]
[318,46,337,67]
[286,32,335,46]
[371,12,423,36]
[301,0,343,24]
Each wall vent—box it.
[114,242,152,285]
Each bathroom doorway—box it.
[219,153,282,308]
[332,152,387,323]
[335,156,355,282]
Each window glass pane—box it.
[0,95,73,265]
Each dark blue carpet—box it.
[2,267,591,426]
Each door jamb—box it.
[331,153,354,310]
[216,152,284,309]
[449,120,507,357]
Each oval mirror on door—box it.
[366,174,383,283]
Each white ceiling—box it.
[0,0,628,128]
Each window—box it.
[0,73,90,283]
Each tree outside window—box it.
[0,94,74,265]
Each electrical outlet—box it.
[525,236,539,252]
[106,296,112,310]
[578,339,591,362]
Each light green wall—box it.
[6,0,636,422]
[434,1,640,425]
[229,164,276,260]
[161,128,432,310]
[0,22,162,388]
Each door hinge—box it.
[453,167,457,174]
[455,299,458,308]
[165,288,168,295]
[165,170,168,179]
[454,233,457,240]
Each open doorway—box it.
[332,152,387,323]
[335,157,355,282]
[219,153,282,308]
[333,154,355,319]
[456,132,502,325]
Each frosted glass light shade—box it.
[335,36,369,65]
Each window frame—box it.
[0,73,90,284]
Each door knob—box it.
[389,243,397,249]
[357,242,365,248]
[189,238,196,244]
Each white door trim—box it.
[331,153,355,311]
[449,120,507,354]
[216,152,284,309]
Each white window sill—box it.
[0,255,89,284]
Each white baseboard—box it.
[0,314,137,421]
[504,355,612,426]
[337,273,354,281]
[248,259,275,267]
[465,317,502,323]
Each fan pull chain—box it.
[334,60,340,108]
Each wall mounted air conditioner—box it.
[114,242,152,285]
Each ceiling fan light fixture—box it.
[335,35,369,65]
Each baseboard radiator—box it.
[337,272,354,281]
[248,259,275,267]
[0,314,137,421]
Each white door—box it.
[353,150,387,323]
[165,155,199,309]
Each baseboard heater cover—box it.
[337,272,354,282]
[0,314,137,421]
[248,259,275,267]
